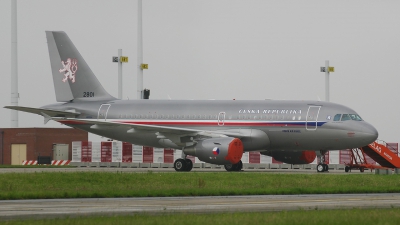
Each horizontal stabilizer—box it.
[4,106,80,118]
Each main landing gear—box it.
[317,150,329,173]
[173,154,243,172]
[174,158,193,172]
[224,160,243,172]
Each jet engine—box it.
[183,137,243,165]
[260,150,316,164]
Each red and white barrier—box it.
[22,160,71,166]
[51,160,71,166]
[22,160,37,165]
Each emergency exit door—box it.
[98,104,111,121]
[306,106,321,131]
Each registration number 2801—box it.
[83,92,94,97]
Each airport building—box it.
[0,128,88,165]
[68,141,399,170]
[1,128,398,170]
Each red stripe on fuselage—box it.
[117,120,306,127]
[58,120,88,125]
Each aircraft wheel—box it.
[345,166,350,173]
[360,167,365,173]
[224,163,238,172]
[317,164,325,173]
[324,164,329,172]
[184,159,193,172]
[174,159,186,172]
[224,161,242,172]
[237,160,243,171]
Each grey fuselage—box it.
[42,99,378,152]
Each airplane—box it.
[5,31,379,172]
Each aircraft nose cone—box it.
[361,123,379,144]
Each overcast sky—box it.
[0,0,399,143]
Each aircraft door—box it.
[306,106,321,131]
[218,112,225,126]
[98,104,111,121]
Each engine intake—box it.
[184,137,243,165]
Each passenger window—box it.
[333,114,341,121]
[341,114,351,121]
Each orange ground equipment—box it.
[344,141,400,172]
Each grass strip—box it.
[2,208,400,225]
[0,172,399,200]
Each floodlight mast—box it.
[320,60,334,102]
[137,0,143,99]
[11,0,18,127]
[325,60,329,102]
[118,49,122,99]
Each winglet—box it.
[41,112,52,124]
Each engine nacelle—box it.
[183,137,243,165]
[260,150,316,164]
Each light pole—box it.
[320,60,334,102]
[112,50,128,99]
[137,0,148,99]
[11,0,18,127]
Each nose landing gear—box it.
[317,150,329,172]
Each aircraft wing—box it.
[51,117,251,142]
[4,106,80,118]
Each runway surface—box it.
[1,193,399,220]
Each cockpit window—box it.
[341,114,351,121]
[333,114,341,121]
[349,114,363,121]
[334,113,363,122]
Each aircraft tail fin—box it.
[46,31,116,102]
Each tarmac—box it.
[1,193,399,220]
